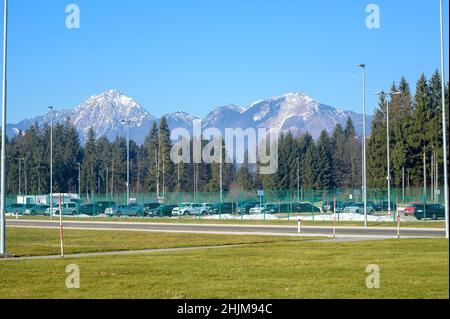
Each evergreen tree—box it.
[316,130,334,189]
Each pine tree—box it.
[316,130,334,189]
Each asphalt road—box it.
[6,219,446,238]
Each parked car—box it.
[170,203,193,216]
[105,205,140,217]
[376,201,396,212]
[5,204,35,215]
[343,202,375,215]
[367,201,382,211]
[78,204,105,216]
[96,201,116,212]
[172,203,212,216]
[236,201,259,214]
[147,204,177,217]
[321,201,348,212]
[24,204,50,216]
[209,202,236,214]
[296,202,321,213]
[143,203,161,215]
[129,203,145,215]
[249,204,265,214]
[405,203,446,220]
[46,202,79,216]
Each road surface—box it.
[6,219,445,238]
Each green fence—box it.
[5,187,445,222]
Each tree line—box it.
[2,71,448,197]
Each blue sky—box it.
[1,0,449,123]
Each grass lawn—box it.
[7,216,446,229]
[5,227,310,257]
[0,231,448,299]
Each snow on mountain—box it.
[161,111,200,132]
[204,93,369,139]
[6,90,371,144]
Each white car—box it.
[249,204,265,214]
[172,203,212,216]
[171,203,194,216]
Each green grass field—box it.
[0,228,448,299]
[7,215,446,228]
[5,227,308,257]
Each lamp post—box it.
[219,143,227,206]
[297,157,300,203]
[439,0,449,239]
[121,120,131,205]
[375,90,401,216]
[77,163,81,199]
[358,64,368,228]
[48,106,53,215]
[1,0,8,256]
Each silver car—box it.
[46,202,79,216]
[343,203,375,215]
[105,205,139,217]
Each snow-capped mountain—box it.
[6,90,371,144]
[225,92,367,139]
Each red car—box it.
[403,204,422,216]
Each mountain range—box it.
[6,89,372,145]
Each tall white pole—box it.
[49,106,53,218]
[439,0,449,239]
[126,122,130,205]
[0,0,8,256]
[358,64,368,228]
[18,158,21,194]
[220,145,223,205]
[297,157,300,203]
[387,97,392,215]
[77,163,81,199]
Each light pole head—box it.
[357,64,366,68]
[390,90,401,96]
[374,91,386,97]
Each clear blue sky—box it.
[1,0,449,123]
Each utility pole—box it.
[375,90,400,215]
[77,163,81,199]
[402,166,405,203]
[121,120,134,205]
[48,106,54,216]
[439,0,449,239]
[358,64,368,228]
[297,157,300,203]
[0,0,8,256]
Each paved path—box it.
[0,244,247,261]
[6,219,445,238]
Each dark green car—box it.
[210,202,236,214]
[78,204,106,216]
[147,204,177,217]
[413,204,446,221]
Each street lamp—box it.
[439,0,449,239]
[219,143,227,206]
[357,64,368,228]
[48,106,53,216]
[121,119,137,205]
[297,157,300,203]
[375,90,401,216]
[1,0,8,256]
[77,163,81,199]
